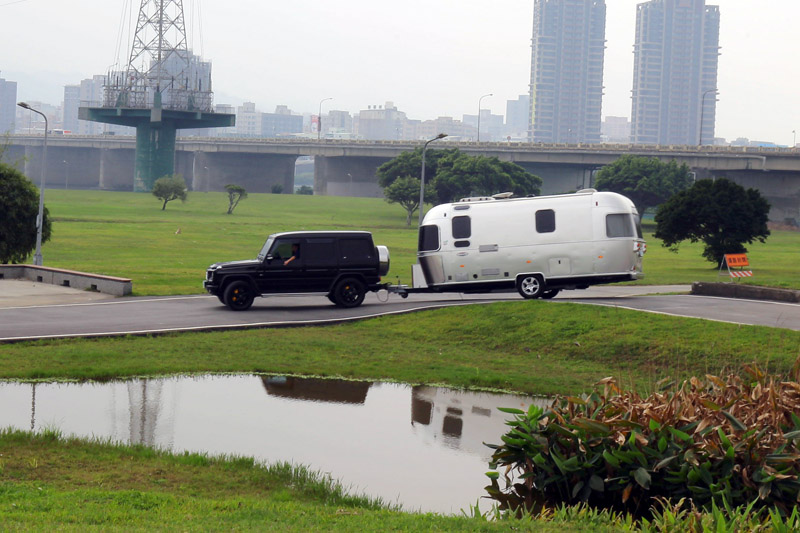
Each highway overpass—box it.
[5,135,800,222]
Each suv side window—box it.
[339,238,374,266]
[270,239,296,261]
[304,238,337,267]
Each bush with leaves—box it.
[271,183,284,194]
[0,163,52,263]
[295,185,313,195]
[485,364,800,519]
[152,174,188,210]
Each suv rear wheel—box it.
[224,280,255,311]
[331,278,365,308]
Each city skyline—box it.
[1,0,798,144]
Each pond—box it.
[0,375,550,514]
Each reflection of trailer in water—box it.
[390,189,645,299]
[411,385,552,457]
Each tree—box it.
[377,148,541,212]
[0,163,52,264]
[152,174,188,210]
[654,178,770,264]
[225,184,248,214]
[295,185,314,195]
[594,155,693,215]
[271,184,283,194]
[383,175,421,226]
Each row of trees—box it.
[377,148,543,226]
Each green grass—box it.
[3,302,798,395]
[5,190,800,529]
[3,428,596,532]
[37,190,800,295]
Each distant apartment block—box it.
[416,116,477,141]
[462,111,504,141]
[262,105,303,137]
[529,0,606,143]
[601,116,631,143]
[505,95,530,140]
[630,0,720,145]
[355,102,407,140]
[0,73,17,134]
[236,102,261,137]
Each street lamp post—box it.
[793,130,796,148]
[698,89,717,146]
[62,160,69,190]
[318,97,332,141]
[17,102,48,266]
[418,133,448,227]
[477,93,492,142]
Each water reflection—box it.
[1,375,550,514]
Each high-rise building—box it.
[63,85,80,133]
[0,72,17,134]
[529,0,606,144]
[630,0,720,145]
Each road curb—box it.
[691,281,800,304]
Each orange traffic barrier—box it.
[719,254,753,280]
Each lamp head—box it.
[17,102,31,110]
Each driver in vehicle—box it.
[283,243,300,266]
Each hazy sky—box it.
[1,0,798,144]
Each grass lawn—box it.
[3,189,800,530]
[38,189,800,295]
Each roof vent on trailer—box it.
[576,188,597,194]
[458,196,494,202]
[492,192,514,199]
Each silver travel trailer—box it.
[414,189,646,299]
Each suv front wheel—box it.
[331,278,365,308]
[224,280,256,311]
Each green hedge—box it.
[485,365,800,518]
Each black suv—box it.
[204,231,390,310]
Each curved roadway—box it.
[1,284,800,343]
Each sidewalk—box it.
[0,279,116,308]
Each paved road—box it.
[1,282,799,342]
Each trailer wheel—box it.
[541,289,560,300]
[516,275,545,299]
[224,280,255,311]
[332,278,366,308]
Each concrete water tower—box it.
[79,0,234,192]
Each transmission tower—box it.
[80,0,234,192]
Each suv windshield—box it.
[257,235,275,261]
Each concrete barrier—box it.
[691,281,800,304]
[0,265,132,296]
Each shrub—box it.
[271,184,284,194]
[485,364,800,519]
[295,185,313,195]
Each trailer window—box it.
[418,225,440,252]
[606,214,635,238]
[535,209,556,233]
[452,216,471,239]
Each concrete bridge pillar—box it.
[513,162,598,194]
[313,155,391,197]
